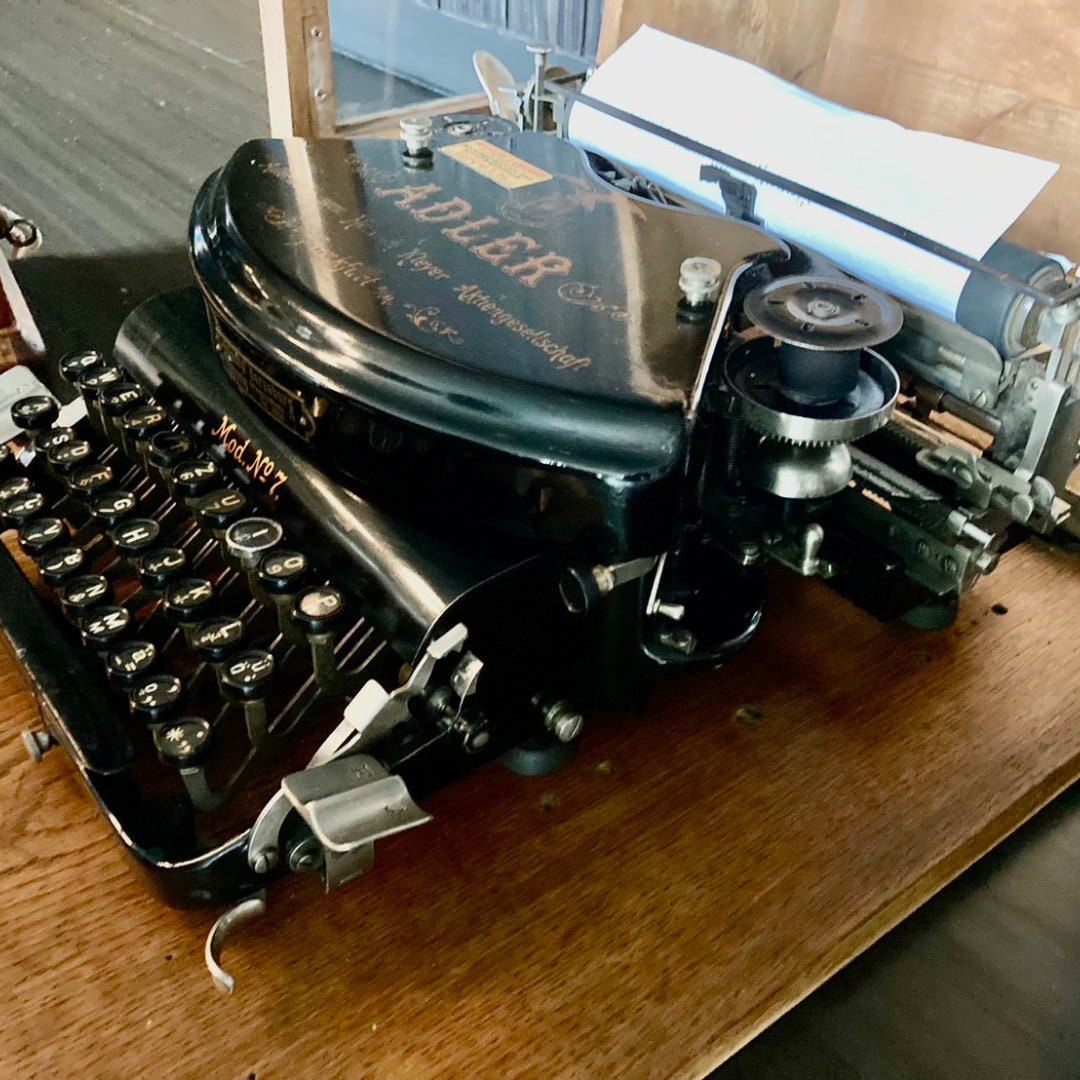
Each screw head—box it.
[251,849,276,874]
[544,701,584,743]
[22,729,56,763]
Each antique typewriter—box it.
[2,111,1078,989]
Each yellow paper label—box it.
[439,140,552,189]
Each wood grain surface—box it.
[2,538,1079,1079]
[597,0,844,85]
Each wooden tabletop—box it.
[2,537,1078,1079]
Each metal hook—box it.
[204,892,267,993]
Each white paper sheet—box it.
[566,27,1059,320]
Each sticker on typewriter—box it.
[438,141,552,189]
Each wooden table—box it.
[2,537,1078,1079]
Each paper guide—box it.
[566,27,1058,320]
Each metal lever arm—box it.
[246,623,468,880]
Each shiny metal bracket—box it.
[281,755,432,892]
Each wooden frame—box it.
[257,0,1079,258]
[258,0,489,138]
[255,0,843,140]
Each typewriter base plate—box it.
[3,539,1079,1078]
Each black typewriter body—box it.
[5,116,1045,926]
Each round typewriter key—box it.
[197,488,249,531]
[18,515,67,555]
[112,517,161,557]
[60,572,111,615]
[76,363,123,392]
[0,444,10,475]
[292,585,345,633]
[0,475,32,502]
[1,489,47,526]
[191,616,245,662]
[171,459,221,500]
[37,545,85,587]
[148,431,193,470]
[48,438,94,474]
[137,546,188,590]
[106,639,157,687]
[130,674,185,726]
[224,517,284,569]
[58,349,106,384]
[11,395,60,432]
[33,425,76,455]
[163,576,216,623]
[119,403,168,441]
[257,549,310,594]
[155,717,213,768]
[80,605,132,651]
[90,489,138,527]
[68,462,115,498]
[221,649,275,700]
[100,382,145,418]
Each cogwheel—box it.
[743,415,841,447]
[725,339,899,447]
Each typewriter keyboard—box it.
[0,350,401,906]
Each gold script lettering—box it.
[413,197,473,223]
[373,183,441,209]
[471,232,539,267]
[210,416,289,496]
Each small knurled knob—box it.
[679,256,723,307]
[400,116,434,156]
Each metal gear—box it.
[744,275,902,352]
[725,340,899,445]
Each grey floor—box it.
[3,3,1080,1077]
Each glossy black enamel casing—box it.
[190,126,786,560]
